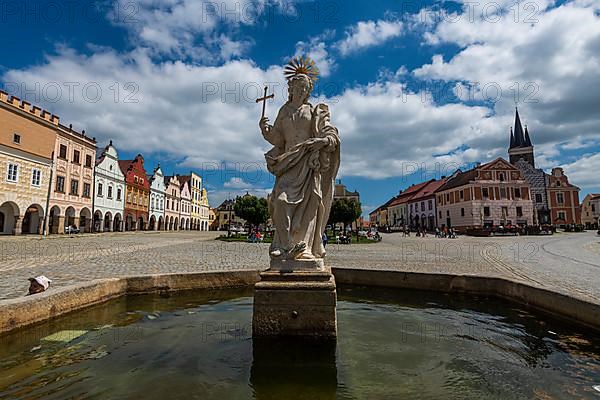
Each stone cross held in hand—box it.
[256,86,275,119]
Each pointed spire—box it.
[512,107,526,148]
[510,127,515,148]
[524,125,532,147]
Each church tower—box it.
[508,108,535,167]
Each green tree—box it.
[234,194,270,232]
[328,198,362,238]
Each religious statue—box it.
[258,56,340,267]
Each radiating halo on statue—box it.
[284,55,320,82]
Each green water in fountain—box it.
[0,286,598,399]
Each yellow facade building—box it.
[0,91,57,235]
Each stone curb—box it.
[0,270,261,335]
[331,268,600,332]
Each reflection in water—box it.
[0,286,598,399]
[251,338,337,400]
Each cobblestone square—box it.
[0,231,598,305]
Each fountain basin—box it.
[0,285,598,399]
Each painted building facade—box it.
[119,155,150,231]
[0,91,56,235]
[94,141,125,232]
[164,175,181,230]
[436,158,534,231]
[407,179,446,230]
[547,167,581,226]
[216,198,245,230]
[200,188,210,231]
[48,125,97,233]
[334,180,361,230]
[209,207,218,230]
[581,193,600,228]
[187,172,202,230]
[149,165,166,231]
[179,176,191,230]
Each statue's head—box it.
[288,74,313,104]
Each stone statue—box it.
[259,57,340,269]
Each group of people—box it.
[435,227,458,239]
[399,225,458,239]
[247,230,264,243]
[322,232,352,246]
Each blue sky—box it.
[1,0,599,214]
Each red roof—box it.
[408,179,447,202]
[118,160,133,175]
[388,180,432,206]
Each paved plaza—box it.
[0,231,598,304]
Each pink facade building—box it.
[48,125,97,233]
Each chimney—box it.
[20,100,31,111]
[32,106,42,117]
[0,90,8,102]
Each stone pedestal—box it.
[252,268,337,338]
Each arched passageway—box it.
[22,204,44,234]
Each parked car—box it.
[65,225,80,234]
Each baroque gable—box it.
[481,158,519,171]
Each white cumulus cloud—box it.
[335,19,404,56]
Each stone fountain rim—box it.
[0,268,598,336]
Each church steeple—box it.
[511,108,526,148]
[524,125,532,147]
[508,108,535,167]
[510,127,515,148]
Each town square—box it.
[0,0,600,398]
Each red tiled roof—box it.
[408,179,447,202]
[118,160,133,175]
[388,180,432,206]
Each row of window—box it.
[127,191,148,206]
[97,183,122,201]
[439,186,524,205]
[409,200,434,213]
[5,163,42,187]
[191,178,202,189]
[534,192,567,205]
[166,198,179,212]
[440,206,524,219]
[55,176,91,197]
[58,144,93,168]
[150,197,164,211]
